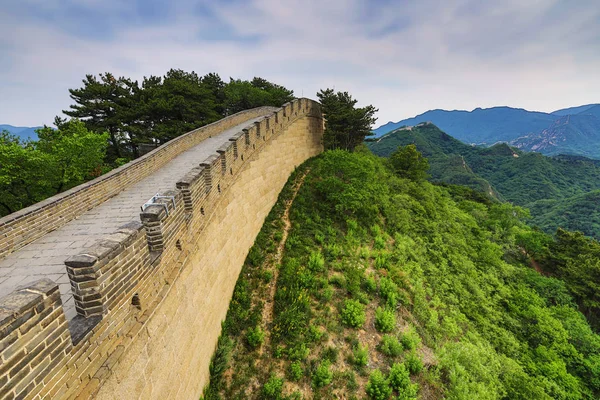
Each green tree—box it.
[64,73,135,160]
[0,122,108,217]
[316,88,378,151]
[223,78,294,115]
[389,144,430,181]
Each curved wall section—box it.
[0,98,323,400]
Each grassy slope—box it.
[202,150,600,400]
[367,124,600,238]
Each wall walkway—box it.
[0,99,323,399]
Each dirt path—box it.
[259,169,310,356]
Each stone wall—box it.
[0,98,323,399]
[0,106,278,261]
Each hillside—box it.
[0,124,40,141]
[203,150,600,400]
[367,123,600,238]
[373,104,600,159]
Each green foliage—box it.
[206,151,600,399]
[399,327,420,351]
[375,307,396,333]
[388,363,418,399]
[262,375,284,400]
[312,360,333,388]
[317,88,378,151]
[352,344,369,367]
[341,300,366,328]
[365,369,392,400]
[389,144,430,181]
[368,123,600,239]
[246,326,265,349]
[379,277,399,308]
[0,121,108,216]
[378,334,403,357]
[404,352,424,375]
[288,361,303,381]
[308,251,325,272]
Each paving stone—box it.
[0,117,261,322]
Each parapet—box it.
[0,98,323,399]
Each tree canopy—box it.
[317,88,378,151]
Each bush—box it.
[388,363,418,399]
[246,326,265,349]
[404,352,424,375]
[400,328,421,351]
[312,360,333,388]
[375,307,396,333]
[352,344,369,367]
[262,374,284,399]
[308,251,326,272]
[365,369,392,400]
[379,277,399,308]
[288,343,310,361]
[378,334,403,357]
[288,361,303,381]
[363,275,377,293]
[323,345,340,363]
[341,299,366,328]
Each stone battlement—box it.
[0,98,324,399]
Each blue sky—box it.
[1,0,599,126]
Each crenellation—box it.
[0,99,324,400]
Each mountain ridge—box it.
[373,104,600,159]
[0,124,41,141]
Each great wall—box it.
[0,98,324,399]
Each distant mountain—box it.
[367,123,600,238]
[0,125,40,141]
[551,104,600,116]
[374,103,600,159]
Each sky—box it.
[1,0,600,127]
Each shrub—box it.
[262,270,273,283]
[330,273,347,288]
[375,307,396,333]
[404,352,424,375]
[288,343,310,361]
[375,254,389,270]
[288,361,303,381]
[365,369,392,400]
[323,345,339,363]
[341,300,366,328]
[308,325,325,342]
[388,363,410,391]
[389,363,418,399]
[246,326,265,349]
[374,235,386,250]
[400,327,421,351]
[319,285,334,301]
[312,360,333,388]
[262,374,284,399]
[379,277,399,308]
[352,344,369,367]
[308,251,326,272]
[363,275,377,293]
[378,334,403,357]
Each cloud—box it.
[1,0,599,126]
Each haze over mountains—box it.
[373,103,600,159]
[0,124,40,141]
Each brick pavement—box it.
[0,117,262,321]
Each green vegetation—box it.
[0,120,108,216]
[317,88,378,151]
[368,123,600,239]
[203,149,600,399]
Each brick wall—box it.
[0,98,324,399]
[0,106,279,261]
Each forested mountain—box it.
[367,123,600,238]
[203,150,600,400]
[373,104,600,159]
